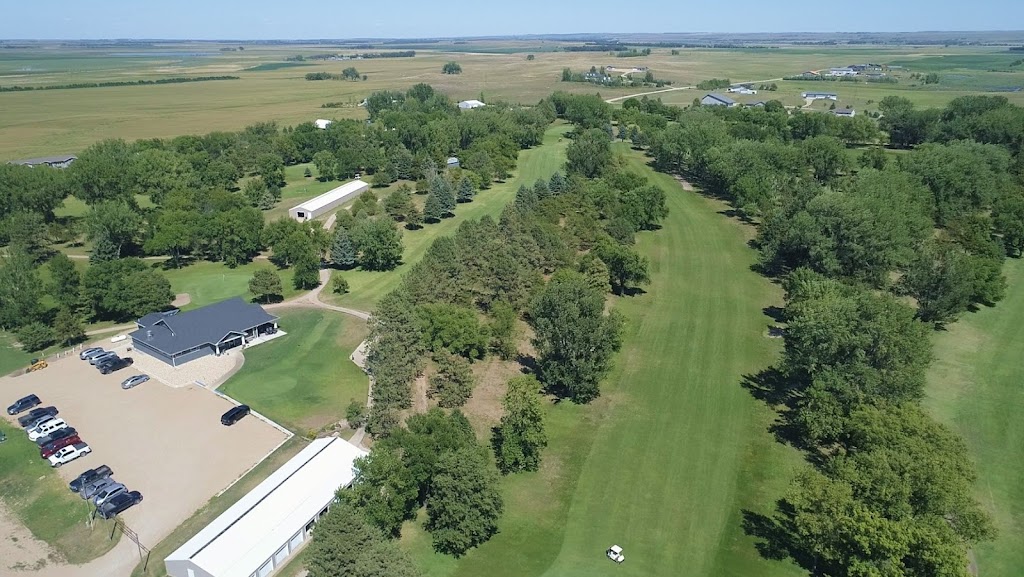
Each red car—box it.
[40,435,82,459]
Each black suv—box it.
[221,404,251,426]
[7,394,41,415]
[99,357,134,375]
[97,490,143,519]
[69,465,113,493]
[17,406,58,428]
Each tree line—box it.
[0,75,239,92]
[618,93,1024,575]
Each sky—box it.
[1,0,1021,40]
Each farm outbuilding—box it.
[129,298,279,367]
[802,91,839,101]
[288,179,369,222]
[9,155,77,169]
[458,99,486,109]
[700,93,737,107]
[314,119,332,129]
[165,437,367,577]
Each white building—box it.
[833,108,856,118]
[802,92,839,101]
[458,99,486,110]
[288,179,370,222]
[827,67,858,76]
[165,437,367,577]
[728,86,757,95]
[314,119,332,130]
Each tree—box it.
[83,258,173,321]
[332,274,350,294]
[425,447,503,556]
[345,400,366,427]
[89,234,120,263]
[529,271,624,402]
[342,67,361,80]
[343,446,419,537]
[493,375,547,473]
[293,250,321,290]
[442,61,463,75]
[243,177,279,209]
[423,192,444,223]
[53,307,84,346]
[429,353,476,408]
[488,300,518,360]
[330,226,358,269]
[619,184,669,230]
[383,186,414,221]
[901,240,984,324]
[313,151,338,181]
[566,128,611,178]
[406,205,424,229]
[858,147,888,170]
[248,268,284,304]
[4,212,48,262]
[352,219,403,271]
[456,178,476,203]
[69,139,134,204]
[48,252,82,311]
[526,54,535,61]
[146,209,200,268]
[306,500,421,577]
[17,322,54,352]
[548,171,567,194]
[993,191,1024,256]
[255,153,286,188]
[0,253,43,330]
[84,201,142,259]
[430,177,456,216]
[801,135,850,184]
[130,148,194,204]
[416,303,490,359]
[595,240,651,294]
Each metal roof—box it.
[167,437,366,577]
[292,179,369,213]
[702,93,736,105]
[129,297,278,355]
[10,155,77,166]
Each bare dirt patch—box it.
[0,502,56,573]
[463,358,524,437]
[171,293,192,307]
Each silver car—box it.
[81,477,115,501]
[89,352,117,366]
[121,374,150,390]
[92,483,127,507]
[79,347,105,360]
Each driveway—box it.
[0,354,289,561]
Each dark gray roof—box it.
[10,155,77,166]
[702,93,736,105]
[129,297,278,355]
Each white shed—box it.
[288,179,370,222]
[314,119,332,130]
[458,100,486,110]
[165,437,367,577]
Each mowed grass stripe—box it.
[926,259,1024,575]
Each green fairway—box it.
[404,147,800,577]
[0,419,119,564]
[162,260,301,309]
[218,308,369,433]
[328,123,571,311]
[925,258,1024,576]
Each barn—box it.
[129,298,279,367]
[165,437,367,577]
[288,179,369,222]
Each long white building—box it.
[165,437,367,577]
[288,179,369,222]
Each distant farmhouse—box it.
[832,108,856,118]
[9,155,77,169]
[289,179,370,222]
[802,91,839,101]
[700,93,737,107]
[827,67,858,77]
[314,119,332,130]
[458,99,486,110]
[728,85,757,95]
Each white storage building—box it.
[314,119,332,129]
[288,179,369,222]
[165,437,367,577]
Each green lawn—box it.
[0,419,120,564]
[327,123,571,311]
[162,260,301,309]
[218,308,369,434]
[925,258,1024,576]
[403,146,801,577]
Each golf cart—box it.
[606,545,625,564]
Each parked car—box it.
[7,394,41,415]
[93,483,127,507]
[89,352,118,366]
[79,347,105,360]
[80,477,115,501]
[97,490,143,519]
[221,404,251,426]
[36,426,78,447]
[121,374,150,389]
[48,443,91,468]
[70,466,113,493]
[40,435,82,458]
[100,357,133,375]
[17,406,58,428]
[27,418,68,441]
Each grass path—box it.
[925,259,1024,576]
[405,147,800,577]
[328,123,571,311]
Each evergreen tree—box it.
[330,226,358,269]
[548,171,567,195]
[533,179,551,200]
[456,178,476,203]
[53,307,85,346]
[423,192,444,223]
[431,176,456,216]
[494,375,547,473]
[48,252,82,311]
[428,353,476,408]
[248,268,284,303]
[89,233,119,263]
[514,185,539,213]
[406,205,424,229]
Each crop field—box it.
[926,259,1024,576]
[3,43,1023,160]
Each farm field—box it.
[925,258,1024,576]
[3,43,1023,159]
[218,307,369,433]
[324,122,570,311]
[401,145,801,577]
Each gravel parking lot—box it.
[1,354,289,546]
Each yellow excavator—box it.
[26,358,47,373]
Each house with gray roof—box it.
[130,298,279,367]
[10,155,77,169]
[700,93,736,107]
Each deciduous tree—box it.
[248,268,284,303]
[493,375,547,473]
[425,447,503,556]
[428,353,476,408]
